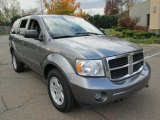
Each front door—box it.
[22,19,44,74]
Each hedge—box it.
[88,15,118,29]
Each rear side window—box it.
[20,20,28,28]
[18,19,28,35]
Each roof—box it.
[22,14,79,19]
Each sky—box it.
[19,0,106,15]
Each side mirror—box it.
[11,29,16,34]
[100,28,106,34]
[24,30,39,38]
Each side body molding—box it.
[43,53,76,78]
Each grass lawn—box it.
[105,29,160,44]
[0,33,9,36]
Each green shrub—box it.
[114,26,125,32]
[105,28,159,44]
[156,34,160,37]
[145,32,156,38]
[105,29,124,38]
[115,32,124,38]
[112,26,117,29]
[133,32,147,39]
[157,38,160,44]
[123,30,135,37]
[128,38,159,44]
[133,32,157,39]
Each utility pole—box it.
[37,0,44,15]
[40,0,44,15]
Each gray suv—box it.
[9,15,151,112]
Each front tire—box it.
[12,52,25,73]
[48,69,75,112]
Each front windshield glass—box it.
[42,16,103,38]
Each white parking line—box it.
[145,52,160,59]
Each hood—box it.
[55,35,142,59]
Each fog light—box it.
[95,93,102,100]
[95,92,107,103]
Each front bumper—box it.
[68,63,151,105]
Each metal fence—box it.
[0,26,11,34]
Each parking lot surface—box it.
[0,35,160,120]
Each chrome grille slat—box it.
[106,51,144,81]
[110,64,130,70]
[133,59,144,65]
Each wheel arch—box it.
[43,53,76,80]
[10,47,14,54]
[44,63,61,79]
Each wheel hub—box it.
[12,55,17,69]
[50,77,64,105]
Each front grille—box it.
[109,56,128,68]
[107,51,144,81]
[111,67,128,79]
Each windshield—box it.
[42,16,103,39]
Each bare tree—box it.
[104,0,119,15]
[21,8,39,16]
[36,0,45,15]
[0,0,21,22]
[104,0,138,15]
[0,10,4,23]
[126,0,139,9]
[10,0,21,16]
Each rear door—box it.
[10,19,29,60]
[10,19,20,55]
[16,19,29,60]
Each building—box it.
[129,0,160,34]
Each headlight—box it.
[76,59,105,76]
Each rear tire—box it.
[12,52,25,73]
[47,69,75,112]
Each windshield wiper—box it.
[53,35,76,39]
[52,32,103,39]
[75,32,103,36]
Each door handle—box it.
[35,48,40,52]
[22,42,27,46]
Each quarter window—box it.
[11,20,20,34]
[20,20,28,28]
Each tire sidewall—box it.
[11,52,24,73]
[12,52,18,71]
[47,69,73,112]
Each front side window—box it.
[28,19,41,37]
[43,16,103,39]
